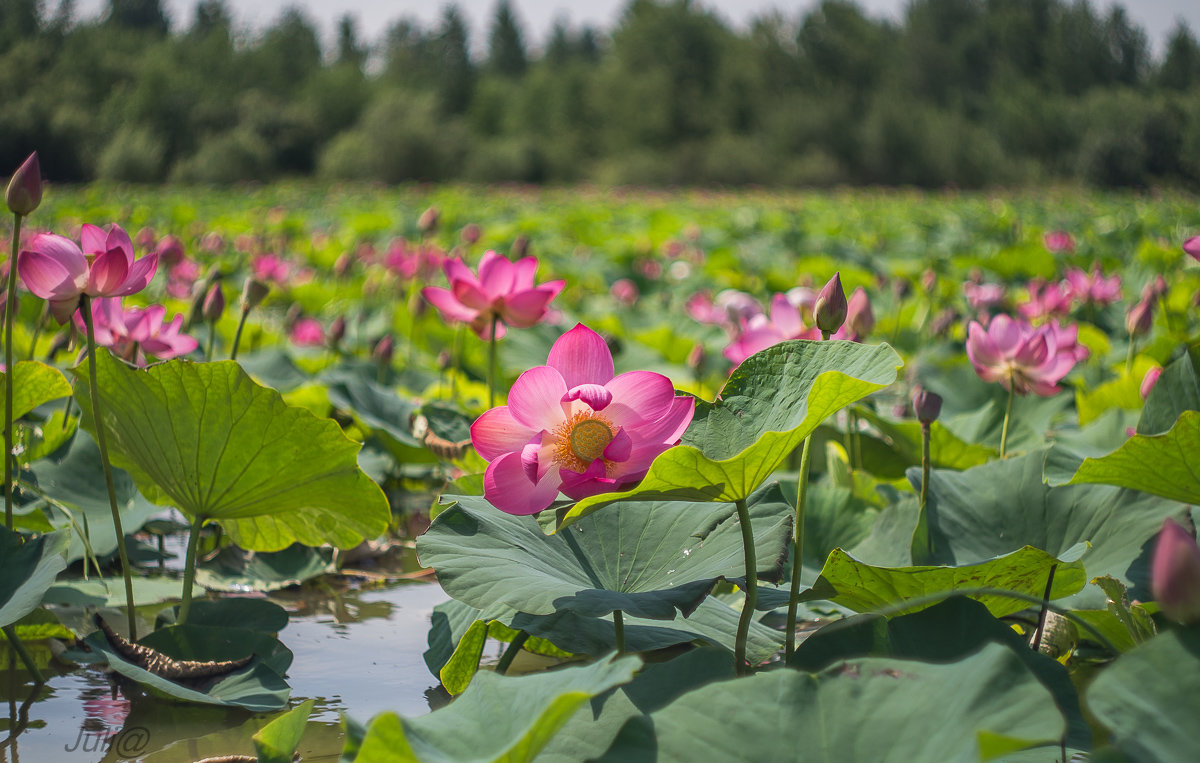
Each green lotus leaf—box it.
[323,367,421,446]
[0,525,69,628]
[558,340,902,529]
[193,544,336,593]
[855,407,995,471]
[913,452,1186,607]
[346,655,640,763]
[71,352,390,551]
[598,643,1065,762]
[1045,411,1200,506]
[1088,625,1200,763]
[254,699,315,763]
[0,360,72,421]
[155,597,290,633]
[1075,355,1157,425]
[1137,348,1200,435]
[418,484,793,620]
[799,544,1086,618]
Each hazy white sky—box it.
[74,0,1200,54]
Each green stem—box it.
[179,513,205,625]
[450,326,463,399]
[82,296,138,640]
[2,625,43,683]
[487,315,499,408]
[785,436,813,659]
[999,376,1015,459]
[613,609,626,655]
[1125,332,1136,375]
[912,421,936,564]
[733,497,757,676]
[204,321,216,362]
[5,212,21,530]
[230,306,249,361]
[27,301,47,361]
[920,422,931,512]
[496,630,529,675]
[1031,564,1057,652]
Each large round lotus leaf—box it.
[71,352,389,551]
[0,360,71,421]
[1087,625,1200,763]
[558,339,902,528]
[1046,411,1200,506]
[418,484,793,620]
[799,544,1086,618]
[1137,349,1200,435]
[911,452,1186,607]
[345,655,640,763]
[598,643,1066,762]
[322,367,421,446]
[0,525,69,628]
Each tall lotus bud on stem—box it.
[912,386,943,424]
[846,286,874,340]
[229,278,269,362]
[1152,518,1200,624]
[511,235,530,259]
[202,282,225,323]
[461,223,481,246]
[5,152,42,217]
[329,316,346,349]
[912,384,943,563]
[418,206,440,237]
[1141,366,1162,400]
[373,334,394,384]
[813,272,847,339]
[1125,293,1154,373]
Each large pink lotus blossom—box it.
[1018,278,1073,321]
[18,224,158,323]
[724,293,822,366]
[966,314,1088,396]
[75,298,197,363]
[1062,266,1121,307]
[422,251,565,340]
[471,324,695,515]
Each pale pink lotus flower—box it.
[1152,518,1200,624]
[74,297,197,364]
[1183,235,1200,262]
[1141,366,1162,399]
[384,239,445,281]
[686,289,764,331]
[966,314,1088,396]
[18,223,158,323]
[251,253,294,286]
[1018,279,1073,321]
[964,281,1006,314]
[421,250,565,340]
[1062,266,1121,307]
[153,235,186,267]
[471,324,695,515]
[166,258,201,299]
[724,293,822,365]
[845,286,874,340]
[1043,230,1075,253]
[290,317,325,347]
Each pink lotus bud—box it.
[610,278,639,306]
[1043,230,1075,253]
[912,386,943,424]
[154,235,185,266]
[373,334,394,363]
[5,152,42,216]
[1185,235,1200,263]
[813,272,847,335]
[242,278,270,311]
[846,287,874,338]
[202,282,225,322]
[418,206,440,235]
[329,316,347,345]
[460,223,481,246]
[511,235,530,259]
[1141,366,1162,399]
[921,269,937,292]
[1126,296,1154,337]
[135,227,157,249]
[1152,518,1200,624]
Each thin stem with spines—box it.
[81,296,138,639]
[5,212,21,530]
[785,436,813,659]
[178,513,205,625]
[230,306,250,361]
[733,498,757,676]
[999,373,1015,459]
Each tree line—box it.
[3,0,1200,188]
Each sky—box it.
[73,0,1200,55]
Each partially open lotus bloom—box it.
[723,293,822,366]
[1152,518,1200,624]
[471,324,695,515]
[1063,266,1121,307]
[964,281,1006,314]
[18,223,158,324]
[1018,279,1073,321]
[75,297,197,363]
[966,314,1088,396]
[422,251,565,340]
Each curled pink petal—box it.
[564,383,613,411]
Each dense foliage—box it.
[5,0,1200,188]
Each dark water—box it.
[1,580,450,763]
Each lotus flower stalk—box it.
[785,435,814,660]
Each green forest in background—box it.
[4,0,1200,188]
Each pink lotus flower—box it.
[1183,236,1200,262]
[1018,279,1073,321]
[724,294,822,366]
[471,324,695,515]
[964,282,1006,314]
[1062,266,1121,307]
[966,314,1088,396]
[384,239,445,281]
[1152,518,1200,624]
[422,251,565,340]
[1043,230,1075,253]
[166,258,201,299]
[290,317,325,347]
[686,289,763,331]
[610,278,639,306]
[75,297,197,363]
[18,223,159,323]
[845,286,874,340]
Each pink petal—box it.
[108,253,158,296]
[502,282,564,328]
[80,224,107,255]
[547,324,614,388]
[17,247,86,299]
[604,428,633,462]
[470,406,539,461]
[443,258,476,286]
[769,294,805,338]
[106,224,134,263]
[986,314,1022,354]
[422,286,479,323]
[452,278,493,312]
[506,365,568,431]
[477,251,517,298]
[965,322,1002,373]
[512,256,539,290]
[604,370,676,426]
[1014,333,1049,368]
[563,383,613,411]
[483,451,562,515]
[558,460,614,500]
[87,248,131,295]
[469,312,507,340]
[49,297,81,325]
